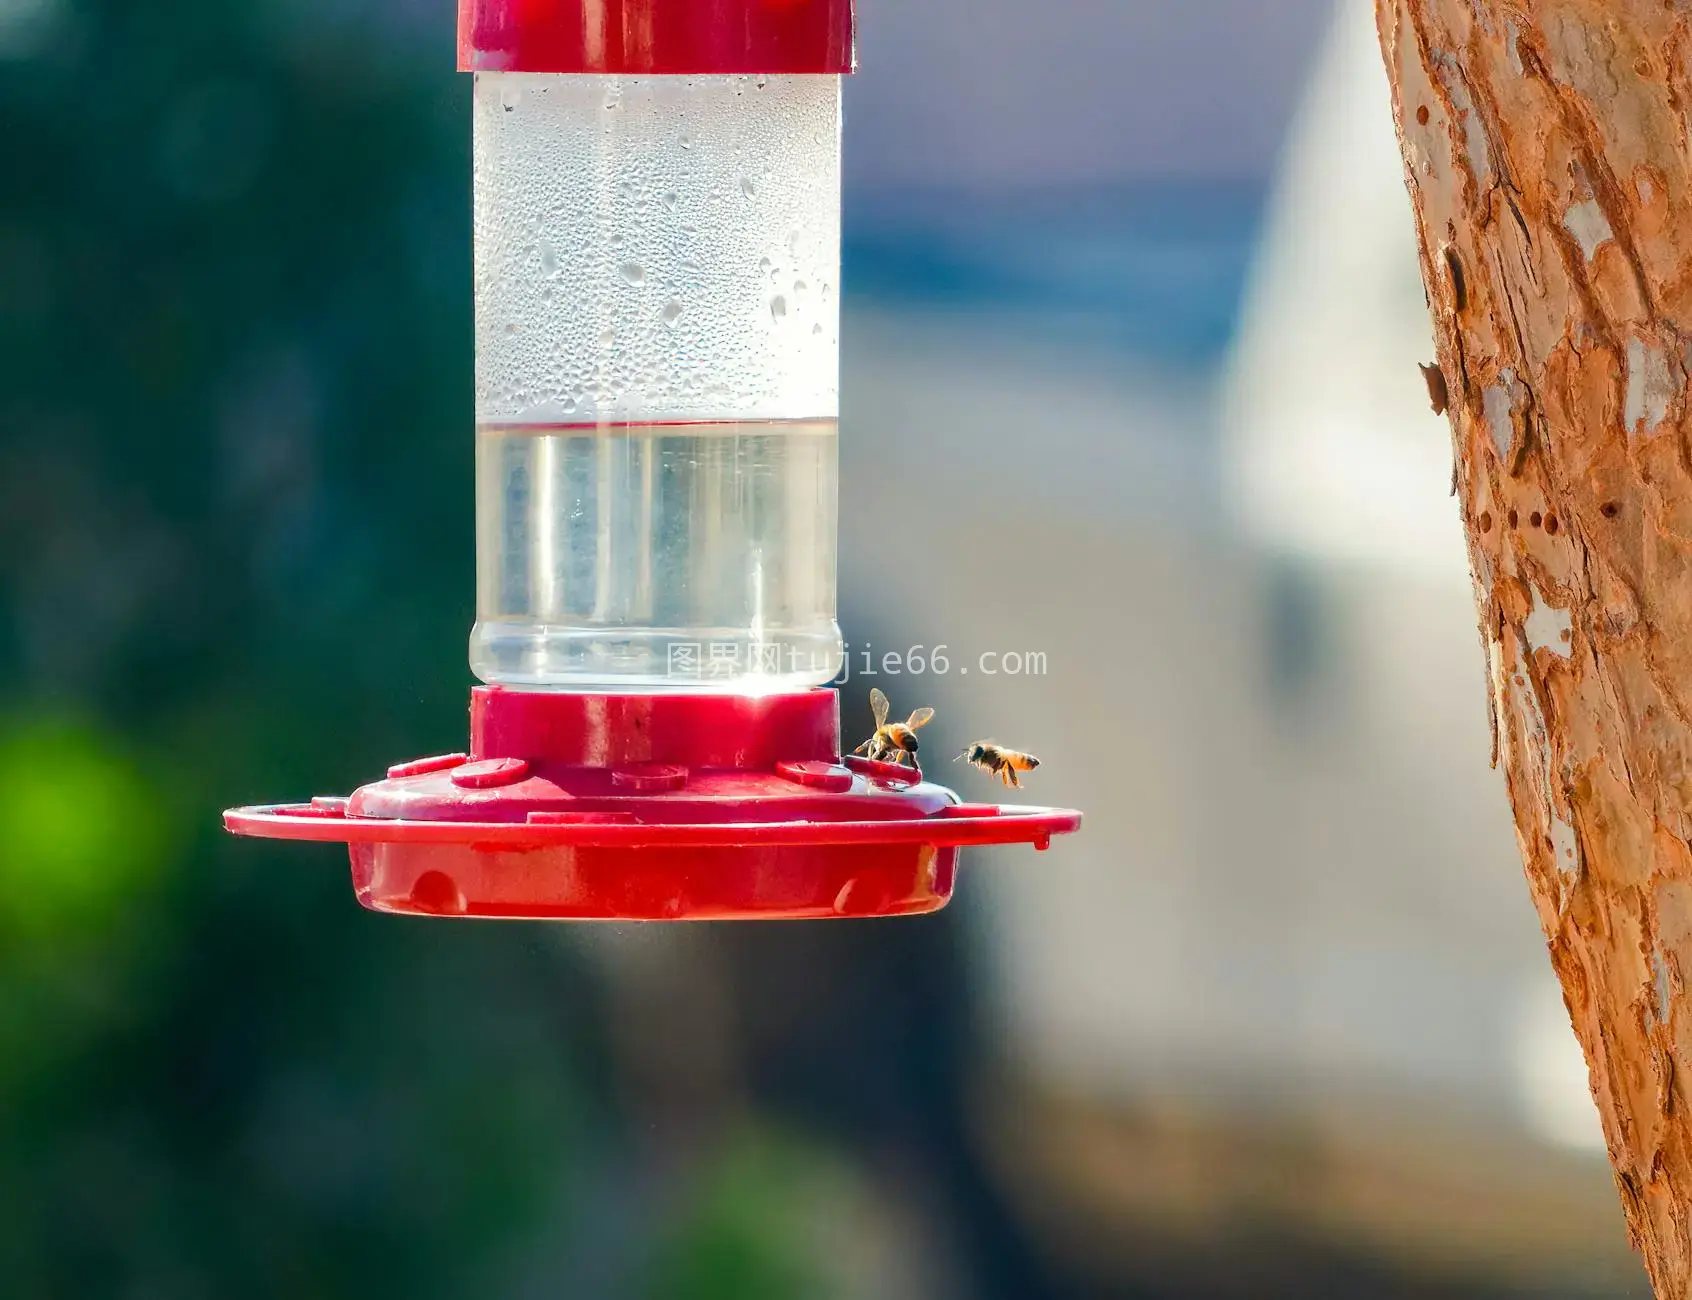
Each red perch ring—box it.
[224,687,1080,922]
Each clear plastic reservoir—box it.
[470,72,844,691]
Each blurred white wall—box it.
[847,0,1331,190]
[836,0,1620,1280]
[841,305,1579,1145]
[1220,0,1458,575]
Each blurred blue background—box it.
[0,0,1651,1295]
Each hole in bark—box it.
[1479,510,1494,533]
[1601,501,1620,518]
[1444,246,1468,311]
[1416,105,1430,126]
[1545,514,1559,534]
[1508,508,1520,528]
[1530,511,1543,528]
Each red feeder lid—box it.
[225,687,1081,923]
[458,0,856,75]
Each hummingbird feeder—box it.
[222,0,1082,921]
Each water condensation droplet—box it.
[758,257,772,273]
[662,300,685,326]
[599,328,615,346]
[679,133,693,150]
[661,191,679,213]
[539,243,558,274]
[620,262,646,285]
[793,279,808,296]
[740,176,756,198]
[770,296,787,321]
[812,323,823,335]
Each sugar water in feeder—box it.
[470,69,845,692]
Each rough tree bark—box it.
[1376,3,1692,1293]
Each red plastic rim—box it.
[458,0,855,75]
[223,800,1078,848]
[224,687,1081,922]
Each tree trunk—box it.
[1375,3,1692,1293]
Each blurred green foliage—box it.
[644,1125,855,1300]
[0,2,862,1295]
[0,714,173,941]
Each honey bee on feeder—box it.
[854,687,934,770]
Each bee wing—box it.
[905,707,935,729]
[869,687,890,728]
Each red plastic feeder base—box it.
[224,687,1081,922]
